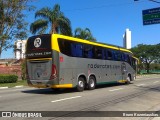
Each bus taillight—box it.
[50,64,57,80]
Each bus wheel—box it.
[77,77,85,92]
[126,76,131,84]
[88,76,96,90]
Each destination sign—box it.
[26,51,52,58]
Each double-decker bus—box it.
[26,34,138,92]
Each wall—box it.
[0,65,22,79]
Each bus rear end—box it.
[26,34,58,88]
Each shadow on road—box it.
[21,83,128,95]
[22,88,77,95]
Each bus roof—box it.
[53,34,133,54]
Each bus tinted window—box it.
[83,45,93,58]
[58,39,71,56]
[115,51,121,61]
[71,43,83,57]
[121,53,125,61]
[125,54,131,65]
[94,47,103,59]
[112,50,120,61]
[106,49,112,60]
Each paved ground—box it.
[0,75,160,120]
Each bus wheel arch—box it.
[88,75,96,90]
[77,75,87,92]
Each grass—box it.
[0,80,28,88]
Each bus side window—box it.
[71,43,83,57]
[83,45,93,58]
[102,49,105,59]
[117,52,121,61]
[113,51,121,61]
[124,54,128,62]
[125,54,131,65]
[121,53,125,61]
[71,43,76,57]
[58,39,71,56]
[76,44,83,57]
[112,50,116,60]
[94,47,102,59]
[106,49,112,60]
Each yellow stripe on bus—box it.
[51,84,73,88]
[52,34,60,52]
[28,84,73,88]
[52,34,132,54]
[118,80,127,83]
[132,56,140,64]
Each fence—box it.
[140,70,160,74]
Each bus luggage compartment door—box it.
[28,60,52,81]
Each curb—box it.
[137,74,160,77]
[14,85,24,88]
[0,87,9,89]
[0,85,24,89]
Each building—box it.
[123,28,131,49]
[14,40,27,59]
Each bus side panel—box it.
[59,53,75,86]
[59,54,124,87]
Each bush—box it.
[0,74,18,83]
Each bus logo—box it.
[34,38,41,48]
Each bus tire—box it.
[126,75,131,84]
[88,76,96,90]
[77,77,85,92]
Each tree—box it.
[131,43,160,73]
[30,4,72,36]
[74,28,96,41]
[0,0,33,58]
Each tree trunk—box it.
[51,23,57,34]
[146,63,150,73]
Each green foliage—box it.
[131,43,160,73]
[30,4,72,36]
[0,0,35,57]
[0,75,18,83]
[74,28,96,41]
[150,63,160,70]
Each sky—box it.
[1,0,160,58]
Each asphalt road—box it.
[0,75,160,120]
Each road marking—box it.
[109,88,124,92]
[153,81,159,84]
[136,84,145,86]
[51,96,82,103]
